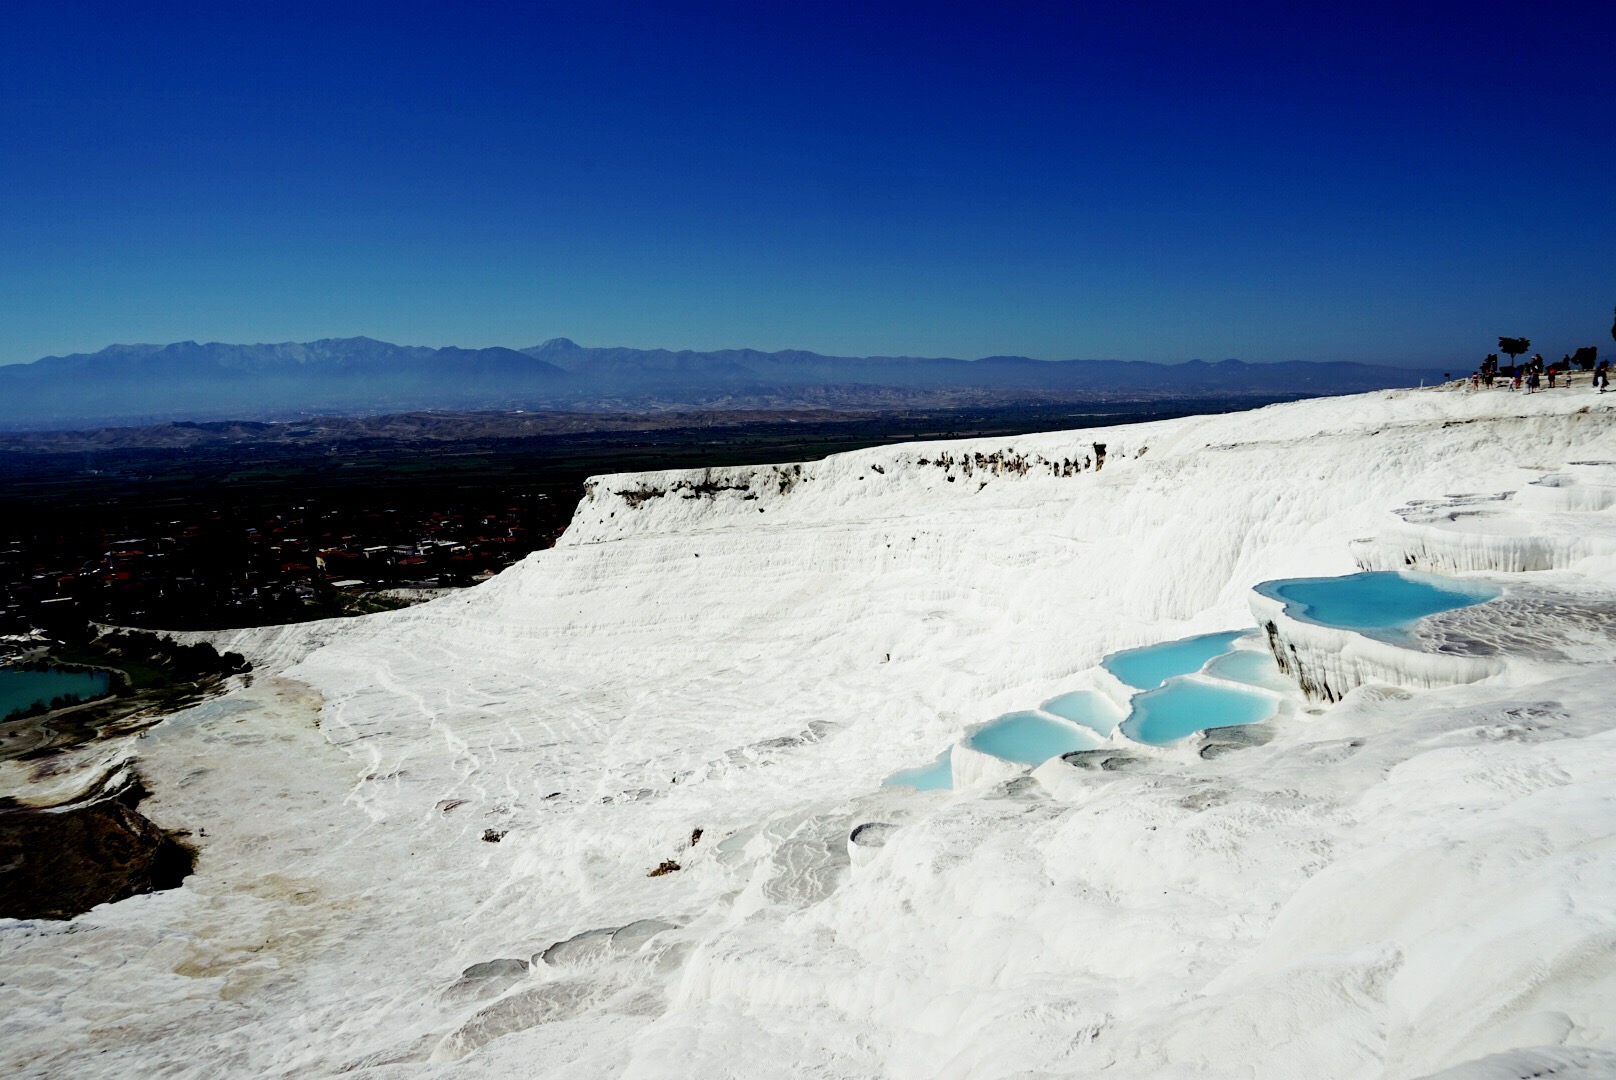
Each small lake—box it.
[1256,571,1499,631]
[1103,630,1248,690]
[1121,679,1276,746]
[0,667,113,721]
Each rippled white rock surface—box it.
[1352,460,1616,574]
[5,386,1616,1079]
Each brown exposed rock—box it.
[0,782,194,920]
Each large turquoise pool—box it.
[1122,679,1277,746]
[966,711,1100,766]
[1102,630,1248,690]
[1255,571,1498,631]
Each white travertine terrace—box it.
[1351,460,1616,574]
[1249,587,1505,702]
[946,739,1026,789]
[5,387,1616,1080]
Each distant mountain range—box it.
[0,337,1453,430]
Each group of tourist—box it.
[1470,352,1609,393]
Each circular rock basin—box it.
[1255,571,1499,632]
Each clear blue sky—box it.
[3,0,1612,366]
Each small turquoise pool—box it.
[1103,630,1248,690]
[1203,649,1292,692]
[1256,571,1498,632]
[966,711,1100,766]
[1040,690,1122,735]
[1122,679,1276,746]
[884,748,953,791]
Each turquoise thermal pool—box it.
[886,629,1299,790]
[1039,690,1122,735]
[966,711,1101,766]
[1203,649,1292,692]
[1255,571,1499,632]
[1122,679,1277,746]
[1103,630,1248,690]
[884,748,953,791]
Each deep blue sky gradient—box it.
[3,0,1613,366]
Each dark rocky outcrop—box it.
[1199,724,1275,760]
[461,958,530,979]
[0,780,194,920]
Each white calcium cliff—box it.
[4,386,1616,1080]
[1247,585,1506,702]
[1350,460,1616,574]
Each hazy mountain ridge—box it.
[0,337,1450,430]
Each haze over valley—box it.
[0,337,1454,430]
